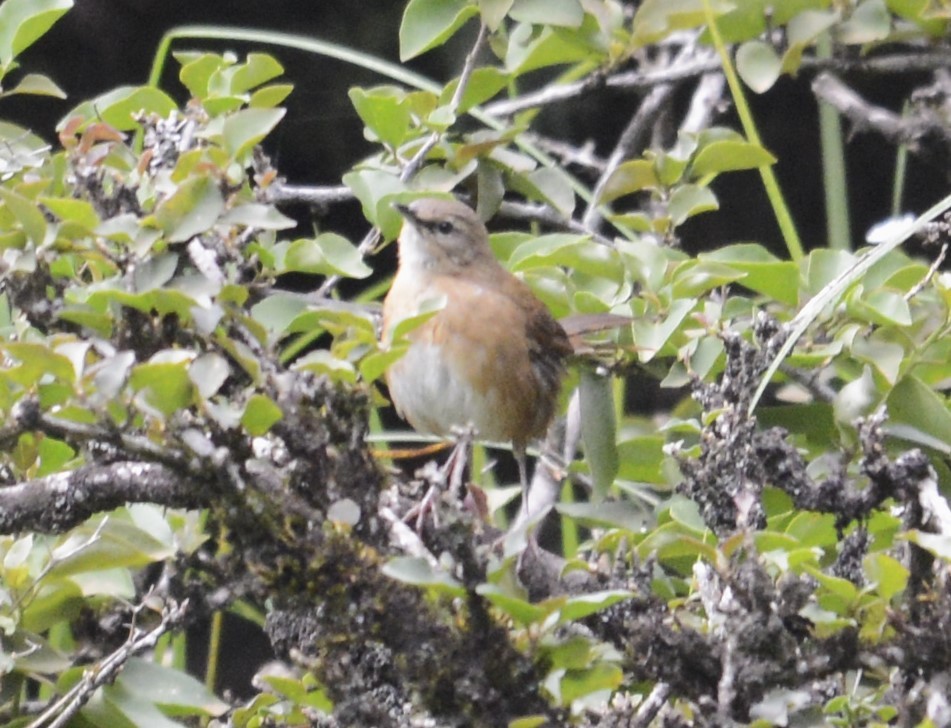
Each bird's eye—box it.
[436,220,454,235]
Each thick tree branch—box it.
[0,461,205,534]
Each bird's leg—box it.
[513,444,543,560]
[442,427,473,497]
[404,428,474,532]
[514,445,531,517]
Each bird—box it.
[381,197,573,517]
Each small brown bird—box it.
[382,197,572,509]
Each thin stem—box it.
[817,32,851,250]
[400,22,488,183]
[892,101,911,216]
[205,610,223,693]
[702,0,804,261]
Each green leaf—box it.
[886,376,951,453]
[633,297,696,362]
[600,160,660,203]
[133,253,178,291]
[479,0,515,30]
[189,353,230,399]
[803,565,859,613]
[221,107,286,160]
[342,169,406,239]
[509,0,584,27]
[250,293,310,336]
[735,40,782,93]
[241,394,284,436]
[220,203,296,230]
[382,556,466,598]
[2,72,66,98]
[130,358,195,416]
[666,496,707,532]
[837,0,890,44]
[691,140,776,177]
[293,350,357,383]
[21,579,84,633]
[847,288,912,327]
[249,83,295,109]
[782,10,838,73]
[441,67,509,113]
[804,248,855,295]
[230,53,284,94]
[667,184,719,225]
[507,233,589,271]
[554,589,633,622]
[556,501,651,531]
[0,187,46,244]
[477,583,548,624]
[556,662,623,705]
[37,437,76,476]
[177,52,224,99]
[49,517,175,578]
[615,435,666,483]
[0,0,72,68]
[115,657,228,715]
[349,86,413,148]
[863,552,907,600]
[400,0,479,61]
[701,243,800,306]
[510,167,576,216]
[632,0,733,46]
[40,196,100,231]
[3,342,77,385]
[150,176,224,243]
[360,347,408,383]
[579,369,618,500]
[503,23,593,73]
[280,234,372,279]
[62,86,178,131]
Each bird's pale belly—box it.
[387,341,508,443]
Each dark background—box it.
[6,0,945,698]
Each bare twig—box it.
[485,50,951,118]
[812,71,951,150]
[680,71,727,135]
[496,199,615,245]
[485,52,720,117]
[632,682,673,728]
[263,183,353,207]
[401,22,489,183]
[777,363,837,404]
[34,412,188,466]
[904,241,948,301]
[583,83,679,231]
[30,599,190,728]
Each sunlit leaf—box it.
[400,0,478,61]
[61,86,177,131]
[382,556,466,598]
[241,394,283,435]
[221,107,286,160]
[149,176,224,243]
[0,0,72,68]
